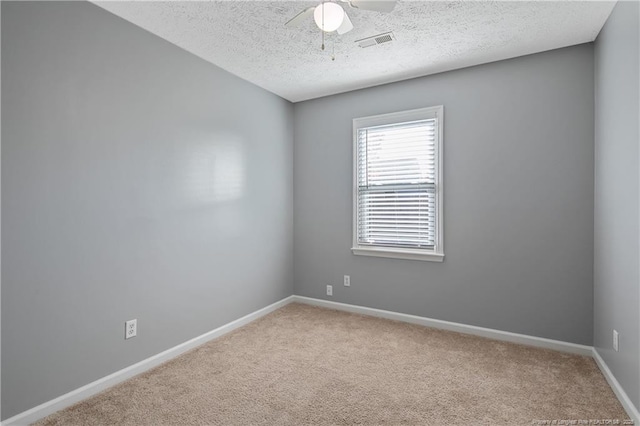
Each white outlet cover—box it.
[125,319,137,340]
[613,329,619,351]
[344,275,351,287]
[326,285,333,296]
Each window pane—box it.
[357,118,438,250]
[358,186,436,248]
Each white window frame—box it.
[351,106,444,262]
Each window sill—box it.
[351,246,444,262]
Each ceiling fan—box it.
[284,0,397,36]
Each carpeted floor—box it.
[36,303,629,425]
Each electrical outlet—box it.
[613,329,619,352]
[125,319,137,340]
[326,285,333,296]
[344,275,351,287]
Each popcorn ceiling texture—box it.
[95,1,615,102]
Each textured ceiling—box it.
[94,1,616,102]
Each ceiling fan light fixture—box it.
[313,2,345,32]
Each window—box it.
[352,106,444,262]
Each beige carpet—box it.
[36,303,629,425]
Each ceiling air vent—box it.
[356,32,395,48]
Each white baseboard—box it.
[5,295,637,425]
[292,296,593,356]
[294,296,640,421]
[592,348,640,424]
[1,296,295,426]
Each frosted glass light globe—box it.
[313,2,345,32]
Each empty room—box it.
[1,0,639,424]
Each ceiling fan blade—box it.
[336,12,354,35]
[350,0,396,13]
[284,7,315,27]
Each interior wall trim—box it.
[293,295,638,423]
[592,348,640,425]
[5,295,638,425]
[292,296,592,355]
[1,296,294,426]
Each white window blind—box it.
[353,106,443,261]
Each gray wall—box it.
[294,45,595,345]
[1,1,293,419]
[594,0,640,411]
